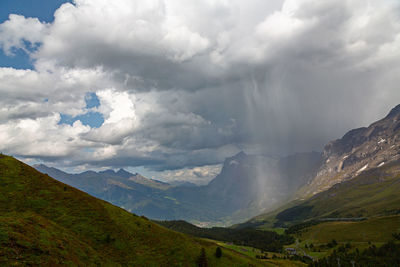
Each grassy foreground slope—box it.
[0,155,265,266]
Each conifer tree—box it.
[197,248,208,267]
[215,247,222,258]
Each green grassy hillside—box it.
[0,155,266,266]
[291,216,400,265]
[295,215,400,244]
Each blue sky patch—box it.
[85,92,101,109]
[0,0,72,70]
[59,112,104,128]
[0,40,40,69]
[59,92,103,128]
[0,0,72,23]
[0,47,34,69]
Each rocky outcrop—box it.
[301,104,400,197]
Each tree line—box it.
[309,236,400,267]
[156,220,294,252]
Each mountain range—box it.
[35,150,321,226]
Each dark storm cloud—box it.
[1,0,400,177]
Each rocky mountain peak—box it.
[116,168,133,178]
[385,103,400,118]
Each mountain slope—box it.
[236,104,400,229]
[128,173,171,190]
[34,164,183,220]
[293,215,400,244]
[300,104,400,197]
[0,154,264,266]
[241,160,400,228]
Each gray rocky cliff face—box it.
[301,104,400,197]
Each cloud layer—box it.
[1,0,400,181]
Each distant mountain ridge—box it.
[34,164,183,220]
[35,165,170,189]
[34,151,321,225]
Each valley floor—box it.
[282,215,400,264]
[205,215,400,266]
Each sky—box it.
[1,0,400,183]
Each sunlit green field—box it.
[296,215,400,243]
[282,215,400,260]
